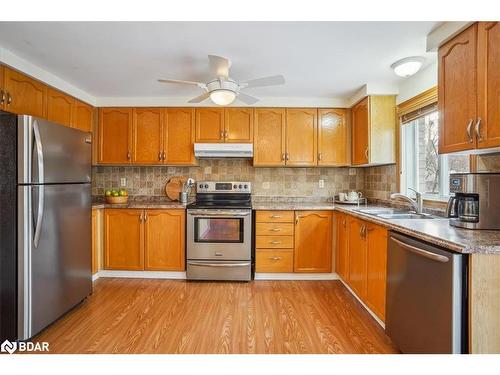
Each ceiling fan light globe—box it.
[209,89,236,106]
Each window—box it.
[400,110,469,200]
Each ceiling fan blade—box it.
[240,75,285,89]
[158,79,206,89]
[188,92,211,104]
[237,92,259,105]
[208,55,230,78]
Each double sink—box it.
[354,208,436,220]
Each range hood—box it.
[194,143,253,158]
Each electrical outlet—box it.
[120,178,127,187]
[262,182,270,189]
[319,179,325,189]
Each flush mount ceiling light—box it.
[391,56,425,78]
[158,55,285,106]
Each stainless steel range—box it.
[186,182,252,281]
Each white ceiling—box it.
[0,22,439,103]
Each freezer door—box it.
[18,184,92,340]
[18,115,91,184]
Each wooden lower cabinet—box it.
[335,212,349,280]
[294,211,332,272]
[346,216,368,299]
[256,250,293,273]
[144,210,185,271]
[104,208,185,271]
[365,223,388,321]
[104,209,144,270]
[91,209,99,275]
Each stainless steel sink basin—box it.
[377,213,434,220]
[354,208,396,215]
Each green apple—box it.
[119,189,128,197]
[105,190,112,197]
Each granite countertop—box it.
[251,202,336,210]
[92,196,191,209]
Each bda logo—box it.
[1,340,17,354]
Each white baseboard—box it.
[254,273,339,280]
[338,278,385,328]
[94,270,187,280]
[92,273,100,282]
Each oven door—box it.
[187,209,252,260]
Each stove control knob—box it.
[199,184,203,189]
[238,184,243,189]
[244,184,248,189]
[233,184,237,189]
[204,184,209,189]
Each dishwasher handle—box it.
[390,236,449,263]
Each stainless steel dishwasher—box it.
[386,231,467,354]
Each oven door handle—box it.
[188,212,250,217]
[187,261,251,267]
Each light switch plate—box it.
[120,178,127,187]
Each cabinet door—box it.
[477,22,500,149]
[253,108,286,166]
[365,223,387,321]
[132,108,163,164]
[91,209,98,275]
[164,108,196,165]
[46,88,74,127]
[3,67,47,118]
[98,108,132,164]
[224,108,253,143]
[318,109,348,166]
[0,66,5,110]
[294,211,332,273]
[104,209,144,270]
[347,217,367,298]
[438,24,477,153]
[195,108,224,143]
[351,97,369,165]
[336,212,349,280]
[144,210,185,271]
[73,100,94,132]
[286,109,318,166]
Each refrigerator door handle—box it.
[33,185,45,248]
[32,119,44,184]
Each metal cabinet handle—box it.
[162,151,166,160]
[318,152,322,161]
[269,240,281,245]
[220,130,224,139]
[285,153,289,161]
[390,237,449,263]
[224,130,228,138]
[466,119,474,143]
[6,92,12,105]
[270,215,282,219]
[188,261,251,268]
[295,215,303,224]
[475,118,482,142]
[0,90,5,105]
[139,212,143,222]
[281,153,285,161]
[268,256,282,261]
[144,211,148,221]
[158,151,162,161]
[127,151,131,160]
[364,148,369,160]
[269,228,281,232]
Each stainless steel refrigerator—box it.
[0,113,92,341]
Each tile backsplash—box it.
[91,159,366,199]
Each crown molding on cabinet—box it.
[0,46,97,106]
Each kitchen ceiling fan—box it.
[157,55,285,106]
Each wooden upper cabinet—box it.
[294,211,332,273]
[164,108,196,165]
[47,87,75,127]
[224,108,253,143]
[365,223,388,322]
[132,108,163,164]
[318,108,349,166]
[286,109,318,166]
[336,212,349,281]
[347,216,367,299]
[144,210,185,271]
[195,108,224,143]
[98,108,133,164]
[3,67,47,118]
[477,22,500,149]
[104,209,144,270]
[438,24,477,153]
[253,108,286,166]
[351,98,369,165]
[0,66,4,110]
[73,100,94,132]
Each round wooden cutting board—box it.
[165,176,187,201]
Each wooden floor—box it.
[34,278,399,354]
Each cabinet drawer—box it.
[256,210,294,223]
[256,250,293,273]
[256,235,294,249]
[256,223,294,236]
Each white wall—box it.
[396,62,437,104]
